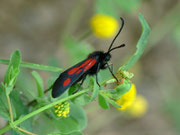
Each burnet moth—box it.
[52,18,125,98]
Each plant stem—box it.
[0,88,89,134]
[6,95,13,122]
[16,126,37,135]
[0,59,62,72]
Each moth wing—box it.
[52,58,97,98]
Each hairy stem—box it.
[0,59,62,72]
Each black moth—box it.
[52,18,125,98]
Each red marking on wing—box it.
[76,69,82,74]
[79,59,92,68]
[63,78,71,86]
[68,58,94,75]
[68,67,79,75]
[84,59,97,71]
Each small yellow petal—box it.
[66,110,70,113]
[63,111,67,115]
[58,110,62,113]
[54,101,70,118]
[57,114,62,117]
[63,114,67,118]
[55,110,58,113]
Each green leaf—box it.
[115,79,131,95]
[8,50,21,69]
[98,94,110,109]
[71,93,91,106]
[33,113,83,135]
[95,0,117,18]
[31,71,44,97]
[64,36,93,65]
[99,91,121,108]
[18,117,32,134]
[0,59,62,72]
[4,50,21,95]
[69,84,90,106]
[8,90,32,134]
[10,90,28,119]
[100,90,121,99]
[119,13,150,71]
[68,84,80,96]
[68,84,91,106]
[54,117,80,133]
[0,86,9,120]
[101,94,121,108]
[9,129,24,135]
[114,0,141,13]
[70,104,87,130]
[4,50,21,84]
[16,69,37,100]
[32,114,57,134]
[109,91,121,99]
[90,77,99,101]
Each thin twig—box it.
[16,126,37,135]
[6,95,13,122]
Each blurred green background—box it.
[0,0,180,135]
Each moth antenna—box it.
[108,17,124,52]
[109,44,125,52]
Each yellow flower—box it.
[54,101,70,118]
[90,14,118,38]
[126,95,148,117]
[116,83,136,111]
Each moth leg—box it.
[107,63,119,82]
[96,63,101,87]
[79,75,87,86]
[108,63,113,71]
[72,75,86,94]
